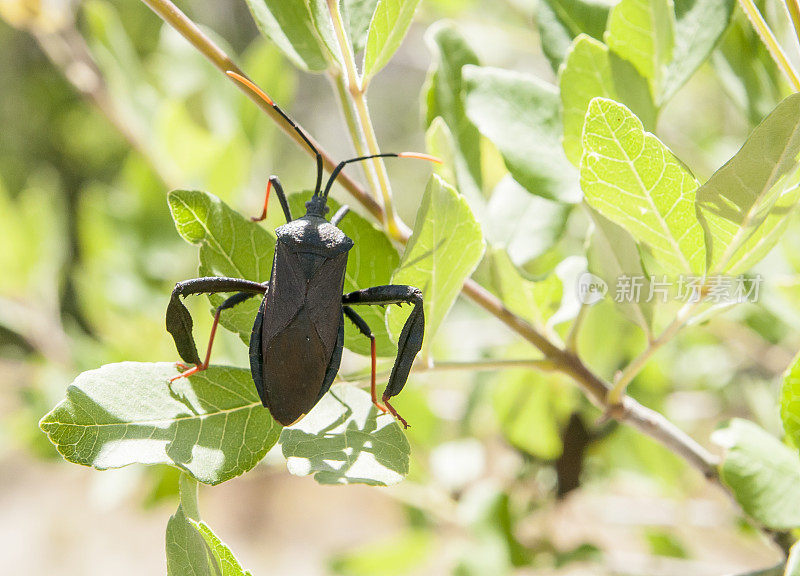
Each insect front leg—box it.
[251,175,292,223]
[342,286,424,429]
[166,277,267,370]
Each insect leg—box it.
[251,175,292,223]
[343,305,392,419]
[167,277,267,366]
[170,291,261,382]
[331,205,350,227]
[342,285,424,429]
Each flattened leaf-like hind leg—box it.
[342,286,425,429]
[166,277,267,379]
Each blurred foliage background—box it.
[1,0,799,574]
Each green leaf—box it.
[342,0,381,55]
[287,194,400,357]
[559,35,656,166]
[166,474,251,576]
[463,65,580,203]
[168,189,274,343]
[280,384,410,485]
[363,0,421,81]
[659,0,735,104]
[484,176,571,266]
[535,0,611,69]
[696,94,800,274]
[605,0,675,96]
[244,0,330,72]
[387,175,485,345]
[580,97,705,274]
[39,362,281,485]
[587,209,653,334]
[493,369,578,459]
[423,21,483,202]
[712,419,800,530]
[715,14,782,125]
[488,249,563,327]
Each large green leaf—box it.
[580,97,705,274]
[488,249,563,328]
[696,93,800,274]
[605,0,675,96]
[535,0,611,69]
[166,475,252,576]
[712,419,800,530]
[423,21,483,202]
[363,0,421,81]
[587,209,653,334]
[659,0,735,104]
[39,363,281,485]
[484,176,571,266]
[463,65,580,203]
[387,175,485,345]
[244,0,329,72]
[168,189,274,343]
[280,384,410,485]
[493,369,578,460]
[287,194,400,357]
[559,35,655,166]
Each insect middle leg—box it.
[343,306,392,420]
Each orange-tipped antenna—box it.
[226,71,274,105]
[398,152,443,164]
[226,70,323,195]
[322,152,443,200]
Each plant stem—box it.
[342,357,558,383]
[141,0,721,486]
[785,0,800,50]
[738,0,800,90]
[325,0,407,239]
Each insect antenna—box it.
[226,71,324,196]
[321,152,441,202]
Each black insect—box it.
[166,71,438,428]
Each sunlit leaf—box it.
[363,0,421,81]
[280,384,410,485]
[559,35,655,166]
[712,419,800,530]
[696,93,800,274]
[423,21,483,202]
[387,175,485,344]
[587,208,653,334]
[659,0,735,104]
[244,0,329,72]
[39,363,281,485]
[535,0,610,69]
[580,97,705,274]
[605,0,674,95]
[463,65,580,202]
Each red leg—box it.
[170,307,223,382]
[251,178,273,222]
[369,338,389,415]
[382,394,409,429]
